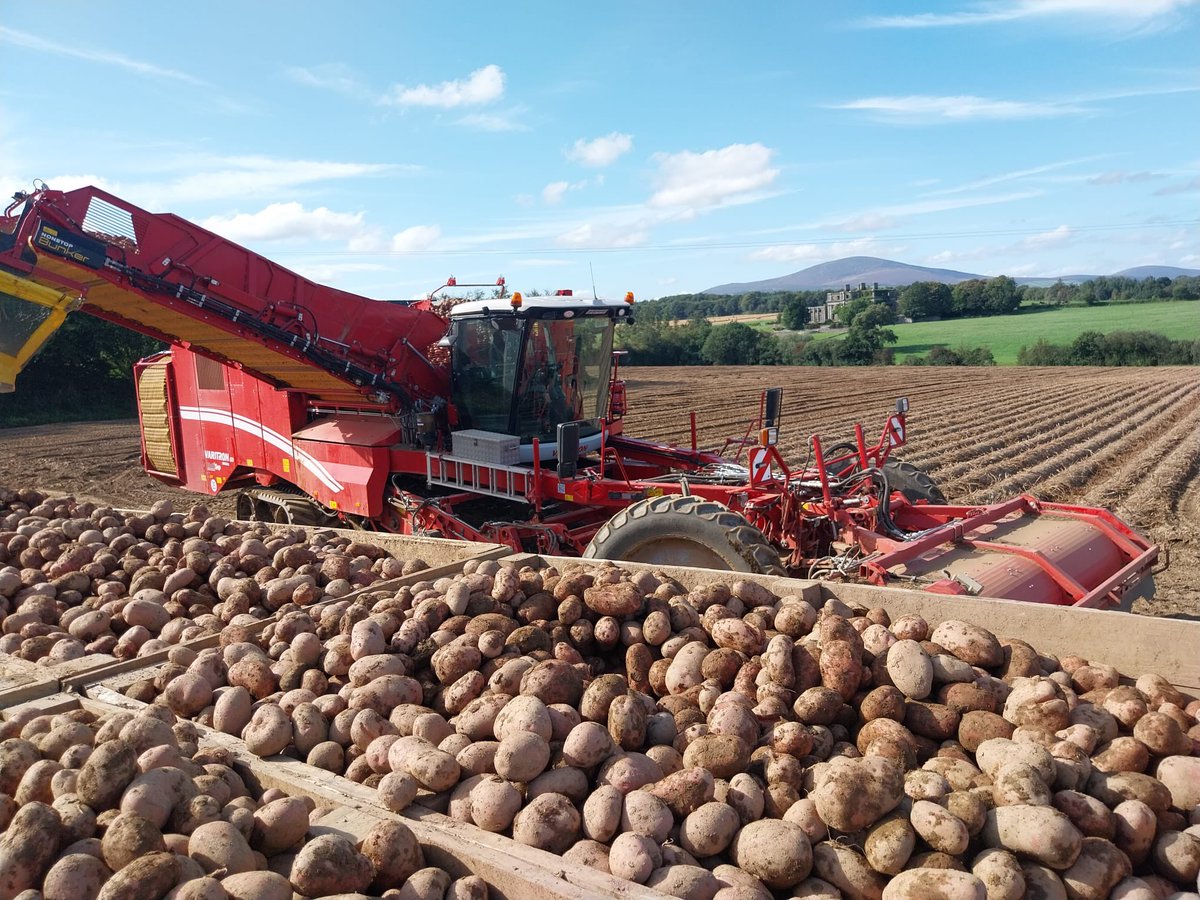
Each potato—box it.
[911,799,970,856]
[219,871,292,900]
[562,722,615,768]
[101,811,166,871]
[887,640,934,700]
[682,734,750,780]
[1156,755,1200,812]
[621,790,673,843]
[583,785,623,843]
[41,852,112,900]
[0,801,64,898]
[811,756,904,832]
[880,869,986,899]
[361,820,423,891]
[250,797,308,856]
[865,818,916,875]
[376,771,418,813]
[493,732,549,783]
[469,776,522,832]
[1060,837,1132,900]
[395,866,452,900]
[563,839,611,874]
[812,841,888,900]
[645,865,721,900]
[96,851,179,900]
[240,706,291,758]
[188,820,257,876]
[512,792,580,854]
[731,819,812,889]
[1150,830,1200,884]
[493,695,552,742]
[966,848,1024,900]
[609,832,660,884]
[76,740,139,811]
[289,834,373,897]
[981,805,1082,869]
[649,768,716,818]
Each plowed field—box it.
[1,366,1196,616]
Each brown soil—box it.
[1,365,1196,616]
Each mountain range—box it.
[701,257,1200,295]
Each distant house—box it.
[809,282,899,325]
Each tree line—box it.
[0,316,162,427]
[1017,331,1200,366]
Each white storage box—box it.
[452,429,520,465]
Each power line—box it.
[268,219,1200,257]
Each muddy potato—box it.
[1061,837,1132,900]
[865,817,916,875]
[645,865,722,900]
[289,833,374,897]
[97,851,179,900]
[970,848,1024,900]
[731,819,813,890]
[219,871,292,900]
[880,869,987,900]
[609,832,661,884]
[583,784,623,843]
[981,805,1083,870]
[241,705,291,757]
[911,799,971,856]
[812,755,904,832]
[512,792,580,855]
[41,852,112,900]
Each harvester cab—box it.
[446,291,634,462]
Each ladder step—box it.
[426,453,532,503]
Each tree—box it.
[832,297,872,327]
[983,276,1020,314]
[950,279,987,317]
[779,296,808,330]
[898,282,952,320]
[699,323,780,365]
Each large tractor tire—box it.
[883,460,946,505]
[584,495,786,575]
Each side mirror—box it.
[764,388,783,429]
[896,397,909,414]
[556,421,580,479]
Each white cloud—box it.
[202,203,365,242]
[292,261,389,284]
[749,238,882,264]
[542,182,571,205]
[567,133,633,167]
[857,0,1198,31]
[390,225,441,252]
[382,65,504,108]
[649,143,780,210]
[542,180,588,205]
[556,222,648,249]
[927,156,1107,196]
[141,156,407,205]
[832,95,1087,122]
[1022,224,1074,247]
[285,63,365,96]
[0,26,204,85]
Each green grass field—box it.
[804,301,1200,365]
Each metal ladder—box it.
[426,453,533,502]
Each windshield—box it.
[451,315,614,442]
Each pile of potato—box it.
[111,556,1200,899]
[0,701,487,899]
[0,490,428,667]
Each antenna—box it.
[589,262,598,300]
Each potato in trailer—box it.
[0,182,1160,607]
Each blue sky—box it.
[2,1,1197,301]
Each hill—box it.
[701,257,980,294]
[701,257,1200,295]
